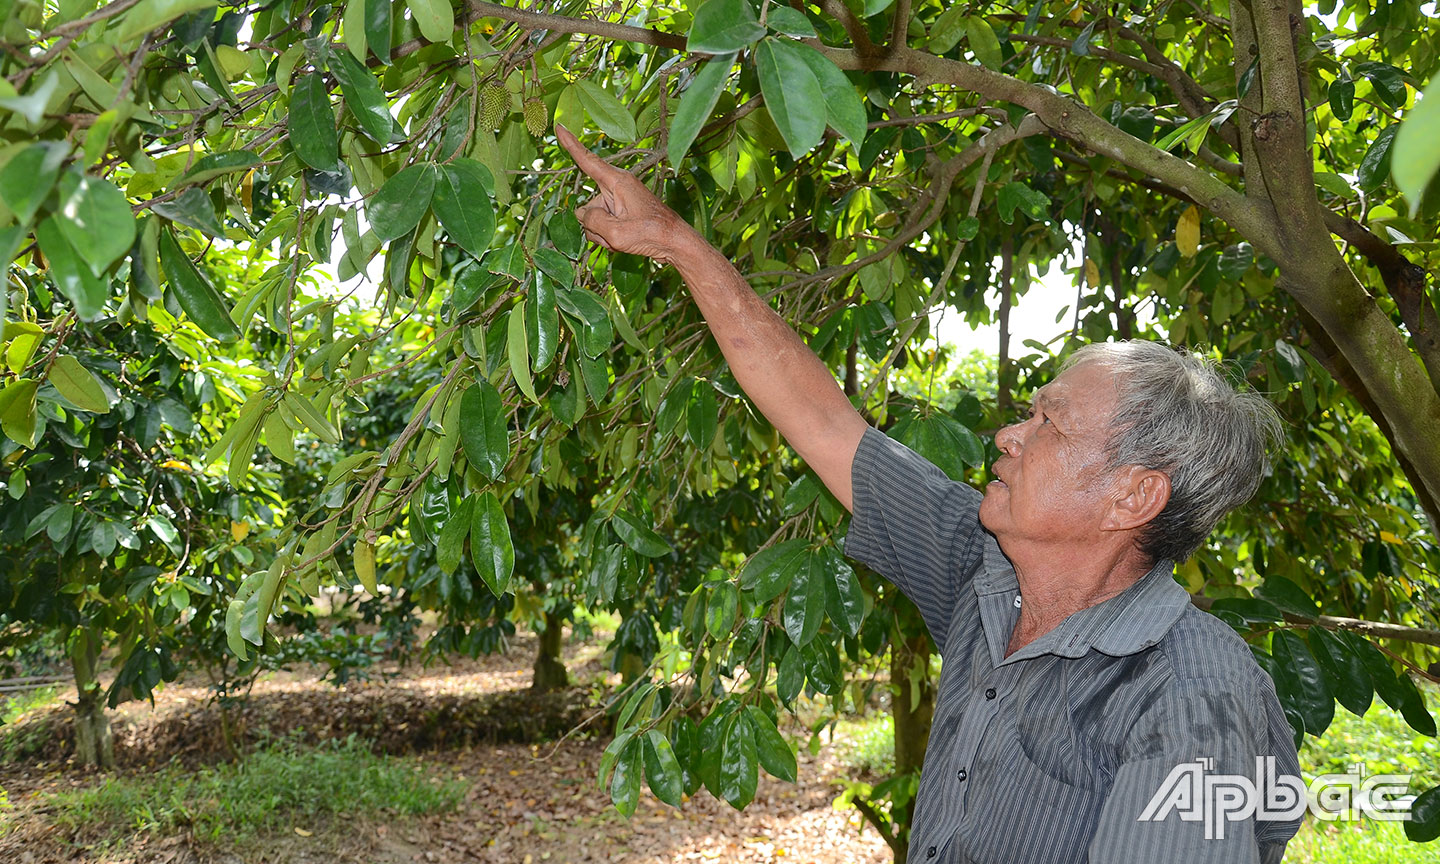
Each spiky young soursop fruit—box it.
[523,97,548,137]
[479,81,508,130]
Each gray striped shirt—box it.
[845,427,1301,863]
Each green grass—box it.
[835,714,895,776]
[0,684,62,762]
[1286,817,1433,863]
[1299,685,1440,790]
[43,732,464,846]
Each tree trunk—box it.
[69,630,113,770]
[532,609,569,691]
[883,626,936,864]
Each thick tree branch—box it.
[815,0,874,56]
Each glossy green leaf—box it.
[0,378,38,448]
[407,0,453,43]
[1328,76,1355,121]
[739,538,807,604]
[573,79,636,143]
[436,495,473,575]
[507,303,538,402]
[745,706,797,783]
[821,546,864,638]
[1405,784,1440,842]
[792,43,866,149]
[49,355,109,413]
[176,150,261,187]
[687,0,765,53]
[686,381,718,450]
[612,509,672,557]
[782,550,826,647]
[469,490,514,596]
[1270,630,1334,738]
[547,209,583,258]
[776,645,804,706]
[609,737,643,816]
[967,16,1004,71]
[0,143,65,226]
[365,0,393,63]
[225,599,248,661]
[1255,576,1319,620]
[151,186,226,238]
[54,173,136,276]
[533,248,574,287]
[159,228,240,342]
[328,49,395,144]
[705,581,737,638]
[289,72,340,172]
[1357,125,1399,192]
[668,53,734,167]
[433,159,496,258]
[717,711,758,809]
[755,38,825,160]
[368,163,436,243]
[116,0,218,44]
[459,379,509,481]
[526,273,559,371]
[556,287,613,357]
[1305,627,1372,717]
[643,730,684,807]
[37,217,108,322]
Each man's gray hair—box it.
[1065,341,1284,563]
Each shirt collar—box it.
[973,533,1191,660]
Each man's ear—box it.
[1103,467,1171,532]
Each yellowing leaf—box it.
[160,459,192,471]
[1084,257,1100,289]
[231,520,251,542]
[1379,530,1403,545]
[355,540,378,593]
[293,827,313,837]
[1176,205,1200,258]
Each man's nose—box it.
[994,421,1024,456]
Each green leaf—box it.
[0,379,38,448]
[643,730,685,807]
[37,218,108,322]
[1305,627,1372,717]
[820,546,864,637]
[328,49,395,145]
[533,248,574,288]
[469,490,514,596]
[609,737,643,816]
[1355,62,1408,109]
[1328,76,1355,121]
[687,0,765,54]
[507,303,538,402]
[436,495,473,575]
[782,550,826,647]
[0,142,66,226]
[4,321,43,375]
[527,274,559,371]
[967,16,1004,71]
[573,79,637,143]
[433,160,495,258]
[289,72,340,172]
[705,582,737,638]
[407,0,453,42]
[49,356,109,414]
[793,44,866,149]
[151,186,226,238]
[686,381,719,450]
[612,509,672,557]
[1269,630,1333,738]
[898,413,985,480]
[225,599,248,661]
[0,70,59,127]
[556,287,613,357]
[1070,20,1096,56]
[928,7,967,54]
[1357,125,1399,193]
[745,706,797,783]
[717,711,758,809]
[159,228,241,342]
[116,0,218,44]
[1254,575,1318,620]
[459,380,508,481]
[997,180,1050,224]
[368,163,436,243]
[776,644,804,706]
[53,173,135,276]
[768,8,815,38]
[365,0,393,63]
[547,210,583,259]
[1405,784,1440,843]
[1393,73,1440,218]
[176,150,262,187]
[668,53,735,167]
[755,38,826,160]
[739,538,807,604]
[863,0,894,16]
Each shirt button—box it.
[957,766,968,781]
[926,846,938,858]
[985,687,997,700]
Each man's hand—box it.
[556,125,695,264]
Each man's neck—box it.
[1001,539,1154,657]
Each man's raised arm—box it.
[556,126,868,510]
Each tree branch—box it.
[466,0,687,51]
[851,796,904,858]
[1190,593,1440,649]
[815,0,874,56]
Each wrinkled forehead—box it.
[1039,360,1122,429]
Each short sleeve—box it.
[1087,675,1301,864]
[844,426,985,650]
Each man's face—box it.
[979,361,1125,547]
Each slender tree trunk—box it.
[532,609,569,691]
[885,625,936,864]
[69,630,113,769]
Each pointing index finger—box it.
[556,124,627,186]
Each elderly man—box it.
[557,126,1302,863]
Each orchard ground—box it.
[0,618,1433,864]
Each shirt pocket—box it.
[956,744,1105,864]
